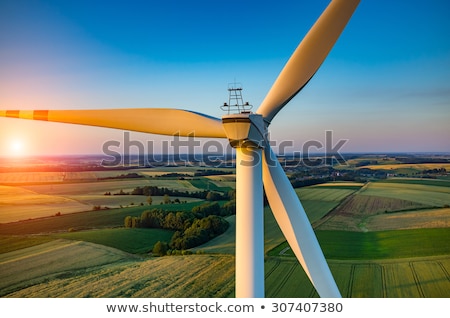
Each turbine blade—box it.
[0,108,226,138]
[262,145,341,297]
[257,0,360,123]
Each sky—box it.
[0,0,449,157]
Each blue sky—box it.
[0,0,449,156]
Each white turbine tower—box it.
[0,0,360,298]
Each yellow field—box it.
[365,208,450,231]
[204,175,236,181]
[0,172,65,184]
[205,174,236,189]
[0,185,89,223]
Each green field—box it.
[295,187,357,222]
[380,178,450,188]
[188,177,233,192]
[55,228,174,254]
[270,228,450,260]
[265,256,450,298]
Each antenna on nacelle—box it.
[221,82,253,114]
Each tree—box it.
[124,216,132,228]
[227,189,236,200]
[131,216,140,228]
[206,191,222,201]
[163,194,170,204]
[146,195,153,205]
[221,199,236,216]
[152,241,168,256]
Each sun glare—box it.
[9,139,26,156]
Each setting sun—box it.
[8,139,25,156]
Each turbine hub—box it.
[221,113,266,148]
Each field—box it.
[1,224,449,298]
[0,240,235,298]
[1,162,449,298]
[265,257,450,298]
[0,169,216,223]
[315,179,450,232]
[55,228,174,254]
[0,200,205,235]
[0,171,66,184]
[358,163,450,172]
[295,185,359,222]
[0,185,89,223]
[271,229,450,260]
[360,181,450,207]
[335,162,450,175]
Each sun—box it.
[8,139,26,156]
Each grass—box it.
[270,228,450,260]
[55,228,174,254]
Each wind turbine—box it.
[0,0,359,298]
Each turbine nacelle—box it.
[222,113,266,149]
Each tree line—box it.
[124,200,235,253]
[109,185,235,201]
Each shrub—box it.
[152,241,168,257]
